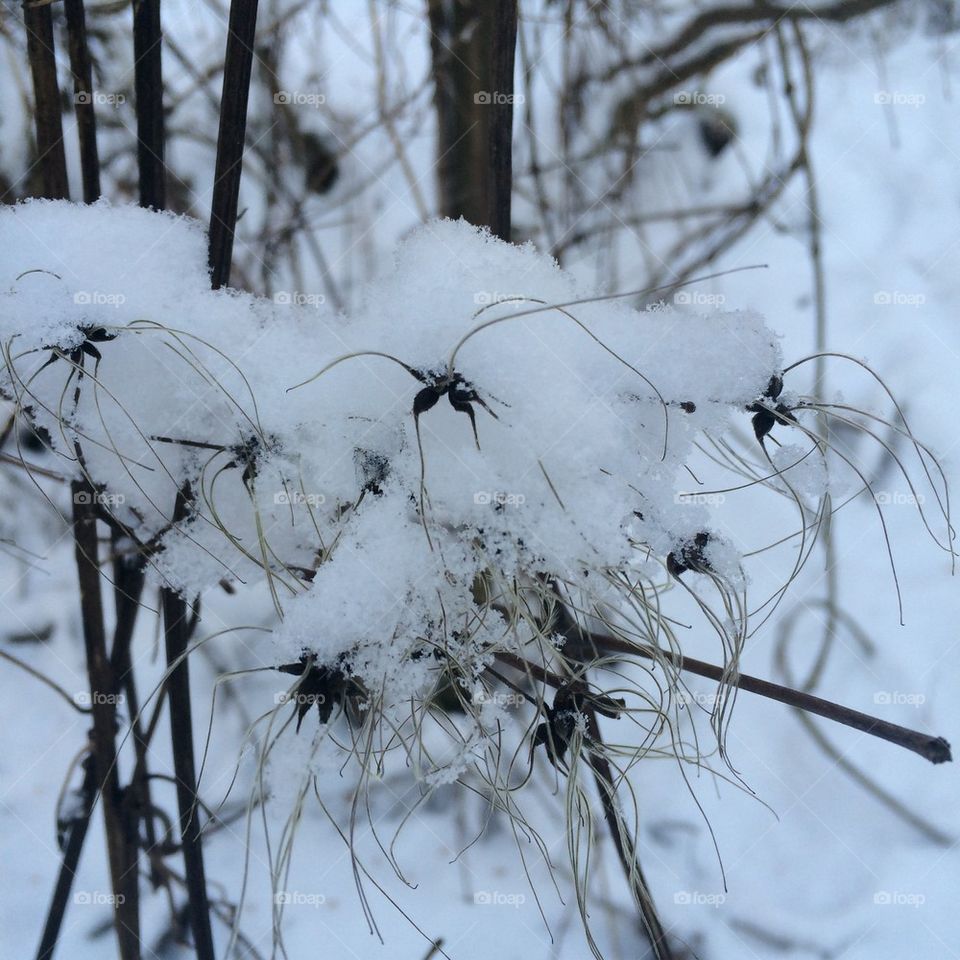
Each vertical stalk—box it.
[208,0,260,289]
[110,548,162,884]
[132,0,165,209]
[427,0,517,240]
[162,487,215,960]
[33,19,104,944]
[23,0,69,199]
[486,0,518,241]
[551,595,673,958]
[584,715,673,959]
[72,481,141,960]
[63,0,101,202]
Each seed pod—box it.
[532,684,625,768]
[277,654,366,730]
[667,531,712,578]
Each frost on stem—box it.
[0,201,953,957]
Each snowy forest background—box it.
[1,2,959,959]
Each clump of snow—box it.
[771,443,831,501]
[0,201,783,708]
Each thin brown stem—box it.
[495,633,951,765]
[162,486,215,960]
[23,0,69,199]
[72,479,141,959]
[35,754,96,960]
[132,0,165,209]
[208,0,260,289]
[63,0,101,202]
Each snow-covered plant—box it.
[1,200,952,957]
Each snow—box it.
[1,5,958,960]
[1,202,786,717]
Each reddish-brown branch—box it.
[494,637,950,766]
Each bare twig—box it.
[35,754,97,960]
